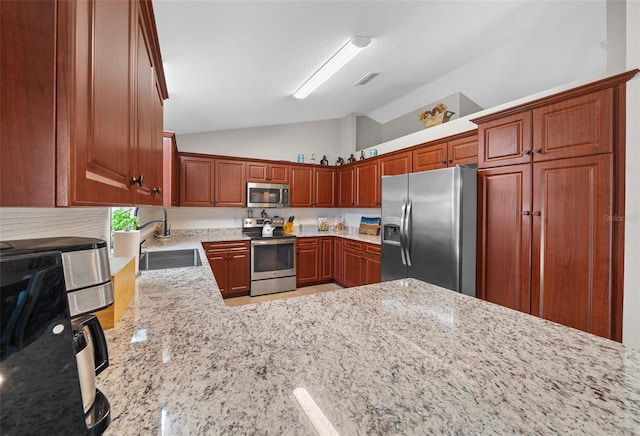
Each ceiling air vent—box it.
[354,72,380,86]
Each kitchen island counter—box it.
[100,240,640,435]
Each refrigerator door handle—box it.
[405,199,413,267]
[399,198,407,266]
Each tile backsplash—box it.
[0,207,110,241]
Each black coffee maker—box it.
[0,237,114,435]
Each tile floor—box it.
[224,282,343,307]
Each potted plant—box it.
[111,208,139,232]
[111,208,141,272]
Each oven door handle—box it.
[251,238,295,246]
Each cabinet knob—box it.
[521,211,531,216]
[522,149,532,156]
[441,160,448,164]
[152,187,162,195]
[130,175,144,187]
[448,159,453,163]
[532,148,542,154]
[532,211,542,216]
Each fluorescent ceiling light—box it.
[293,36,371,99]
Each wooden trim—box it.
[138,0,168,99]
[612,82,627,342]
[471,70,639,125]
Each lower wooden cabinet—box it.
[340,240,381,287]
[333,238,343,283]
[296,236,334,286]
[202,241,250,298]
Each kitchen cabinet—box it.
[179,155,215,206]
[179,154,245,207]
[379,151,412,176]
[0,0,167,207]
[473,76,633,341]
[319,237,333,281]
[214,159,246,207]
[355,160,380,208]
[333,238,344,284]
[246,161,290,184]
[203,241,250,298]
[338,166,355,207]
[290,165,335,207]
[412,132,478,172]
[341,240,381,287]
[296,237,320,286]
[163,132,179,207]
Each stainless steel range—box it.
[242,217,296,296]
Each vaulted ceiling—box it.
[154,1,607,135]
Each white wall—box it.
[0,208,110,241]
[622,0,640,349]
[176,117,353,165]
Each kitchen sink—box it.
[139,249,202,270]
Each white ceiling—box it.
[153,0,607,135]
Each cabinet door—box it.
[214,159,246,207]
[333,238,343,283]
[532,89,613,162]
[448,135,478,166]
[338,167,355,207]
[290,166,314,207]
[314,167,336,207]
[61,0,135,206]
[296,238,320,286]
[179,156,214,206]
[162,132,179,206]
[269,163,290,184]
[205,250,228,293]
[364,243,381,285]
[477,165,532,313]
[227,249,250,294]
[319,237,333,281]
[355,160,380,207]
[1,0,57,206]
[478,112,532,169]
[379,151,411,176]
[531,154,614,339]
[412,142,447,172]
[246,162,269,182]
[133,13,161,205]
[342,249,363,287]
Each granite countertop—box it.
[101,235,640,435]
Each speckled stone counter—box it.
[289,228,381,245]
[99,233,640,435]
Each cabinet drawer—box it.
[297,237,319,246]
[203,241,250,253]
[343,240,364,251]
[365,243,381,256]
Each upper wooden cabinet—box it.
[179,154,245,207]
[214,159,246,207]
[413,132,478,172]
[379,151,412,176]
[0,0,168,207]
[290,165,335,208]
[338,166,355,208]
[246,162,290,184]
[355,159,380,208]
[163,132,179,207]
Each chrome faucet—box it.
[133,207,170,237]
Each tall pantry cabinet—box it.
[473,71,637,341]
[0,0,168,207]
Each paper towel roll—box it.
[113,230,141,273]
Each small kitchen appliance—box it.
[242,217,296,296]
[0,237,114,434]
[246,182,290,208]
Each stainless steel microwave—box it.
[246,182,290,208]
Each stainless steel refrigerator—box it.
[381,166,477,296]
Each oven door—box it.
[251,238,296,281]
